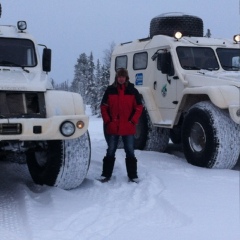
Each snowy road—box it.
[0,114,239,240]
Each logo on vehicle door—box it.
[135,73,143,85]
[161,84,167,97]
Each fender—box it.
[182,86,240,124]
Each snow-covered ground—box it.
[0,109,239,240]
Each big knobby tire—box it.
[182,102,240,169]
[150,13,203,38]
[134,107,148,149]
[26,131,91,189]
[144,109,170,152]
[170,127,182,144]
[117,107,166,151]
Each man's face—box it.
[117,76,126,85]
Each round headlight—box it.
[174,31,183,40]
[17,21,27,31]
[233,34,240,43]
[236,109,240,117]
[60,121,75,137]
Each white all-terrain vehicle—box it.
[0,6,91,189]
[110,13,240,169]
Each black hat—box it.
[116,68,129,77]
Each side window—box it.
[157,52,174,76]
[115,55,127,70]
[133,52,148,70]
[233,56,240,68]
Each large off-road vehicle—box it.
[110,12,240,169]
[0,6,91,189]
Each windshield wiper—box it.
[183,65,201,70]
[222,65,240,71]
[0,60,30,73]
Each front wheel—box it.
[182,102,240,169]
[26,131,91,189]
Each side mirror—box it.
[42,48,51,72]
[159,52,174,76]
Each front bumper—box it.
[0,115,89,141]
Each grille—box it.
[0,123,22,134]
[0,92,46,118]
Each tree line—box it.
[54,43,115,117]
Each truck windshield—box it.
[216,48,240,71]
[176,47,219,71]
[0,38,37,67]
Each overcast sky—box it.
[1,0,240,84]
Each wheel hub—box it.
[189,122,206,152]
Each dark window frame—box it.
[133,52,148,70]
[115,55,128,71]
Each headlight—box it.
[60,121,75,137]
[233,34,240,43]
[17,21,27,31]
[236,109,240,117]
[174,31,183,40]
[76,121,84,129]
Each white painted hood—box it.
[0,68,53,91]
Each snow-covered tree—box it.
[86,52,96,106]
[103,41,115,70]
[55,80,69,91]
[68,44,114,116]
[71,53,88,100]
[93,59,102,116]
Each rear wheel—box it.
[26,131,91,189]
[134,107,148,149]
[170,127,182,144]
[182,102,240,169]
[143,108,170,152]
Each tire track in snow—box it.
[43,170,191,240]
[0,162,33,240]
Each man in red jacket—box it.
[99,68,143,183]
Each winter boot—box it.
[101,156,116,180]
[98,176,110,183]
[128,178,139,184]
[125,157,138,180]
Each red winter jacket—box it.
[101,82,143,135]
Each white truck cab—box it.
[0,6,91,189]
[110,13,240,169]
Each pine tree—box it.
[103,42,115,70]
[94,59,102,116]
[71,53,88,101]
[68,43,115,117]
[86,52,96,107]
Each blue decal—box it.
[135,73,143,85]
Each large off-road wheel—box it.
[142,108,170,152]
[182,102,240,169]
[144,126,170,152]
[26,131,91,189]
[134,107,148,149]
[150,13,203,38]
[170,127,182,144]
